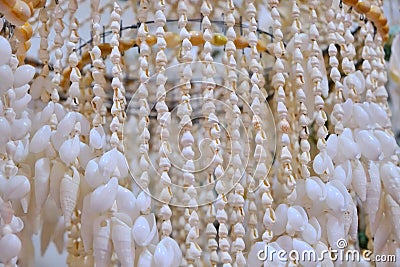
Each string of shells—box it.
[0,0,399,266]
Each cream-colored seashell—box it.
[0,233,21,264]
[136,191,151,214]
[332,161,352,188]
[34,157,50,213]
[132,214,158,247]
[85,159,107,189]
[368,102,388,126]
[0,64,14,93]
[60,168,80,227]
[90,127,106,150]
[56,112,77,138]
[40,198,60,255]
[0,36,12,65]
[314,241,334,267]
[111,216,134,267]
[93,217,112,267]
[52,216,65,253]
[373,214,392,254]
[80,195,94,252]
[353,104,370,129]
[0,200,14,225]
[293,238,316,267]
[30,125,51,153]
[351,159,367,201]
[90,177,118,213]
[78,142,93,169]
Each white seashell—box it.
[332,162,352,188]
[13,94,31,114]
[99,149,117,178]
[373,214,392,254]
[341,99,353,126]
[351,159,367,201]
[306,177,326,201]
[0,64,14,92]
[91,177,118,213]
[85,159,106,188]
[116,186,139,222]
[314,241,334,267]
[13,140,29,163]
[53,216,65,253]
[76,113,90,135]
[60,168,80,227]
[13,64,36,88]
[0,234,22,263]
[132,214,158,247]
[49,160,67,209]
[293,238,315,267]
[326,134,338,158]
[113,149,129,178]
[41,101,55,123]
[0,175,30,201]
[154,237,182,267]
[34,158,51,213]
[275,235,293,252]
[59,135,80,165]
[374,130,397,157]
[90,127,105,149]
[286,206,307,233]
[355,130,382,160]
[369,102,387,126]
[386,194,400,243]
[247,241,268,267]
[93,217,112,267]
[9,216,24,233]
[78,142,93,168]
[366,162,381,225]
[137,248,153,267]
[11,117,31,140]
[325,181,347,213]
[381,162,400,204]
[30,125,51,153]
[326,213,345,250]
[111,217,134,267]
[272,204,288,236]
[14,84,30,99]
[136,191,151,214]
[353,103,370,129]
[0,36,12,65]
[56,112,77,137]
[81,196,94,252]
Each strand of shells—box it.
[0,0,399,266]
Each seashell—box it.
[302,217,321,245]
[13,64,35,88]
[136,191,151,214]
[13,139,29,163]
[353,103,370,129]
[76,113,90,136]
[381,162,400,204]
[0,234,22,263]
[325,181,348,213]
[0,64,14,92]
[9,215,24,233]
[111,216,134,267]
[0,200,14,224]
[98,149,117,178]
[326,213,345,250]
[113,149,129,178]
[153,237,182,267]
[132,214,158,247]
[286,206,308,233]
[81,195,94,252]
[247,241,266,267]
[0,36,12,65]
[85,159,106,188]
[11,117,31,140]
[332,161,352,188]
[373,214,392,254]
[368,102,387,126]
[53,216,65,253]
[338,135,360,161]
[116,186,139,222]
[93,217,112,267]
[90,177,118,213]
[306,177,326,201]
[0,175,30,201]
[60,168,80,227]
[49,160,67,209]
[137,248,153,267]
[34,158,50,213]
[272,204,288,236]
[326,134,338,158]
[78,141,93,169]
[40,101,55,123]
[385,194,400,243]
[355,130,382,160]
[41,198,60,255]
[30,125,51,153]
[293,238,315,267]
[374,130,397,157]
[314,241,334,267]
[90,127,106,150]
[56,112,77,137]
[351,159,367,201]
[59,135,80,165]
[366,162,381,225]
